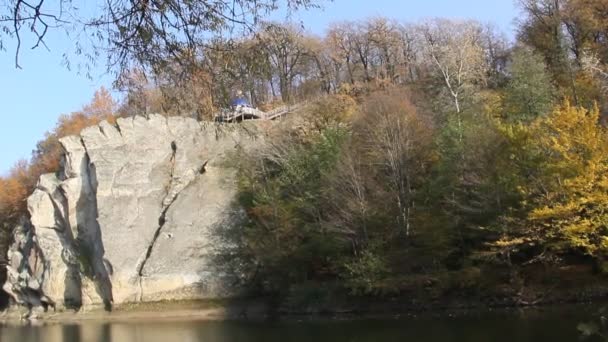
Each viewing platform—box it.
[214,104,301,123]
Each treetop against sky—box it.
[0,0,518,174]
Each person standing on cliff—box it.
[231,90,251,110]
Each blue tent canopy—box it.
[231,97,250,107]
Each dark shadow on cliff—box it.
[61,254,83,311]
[0,223,12,310]
[0,274,8,310]
[54,184,83,311]
[204,199,273,318]
[76,160,113,311]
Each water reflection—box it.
[0,312,587,342]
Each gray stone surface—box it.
[3,115,263,312]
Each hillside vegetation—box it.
[4,0,608,308]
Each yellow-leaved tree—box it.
[526,101,608,257]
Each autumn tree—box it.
[0,161,33,295]
[203,38,273,108]
[395,24,421,84]
[154,62,216,120]
[325,147,372,247]
[561,0,608,64]
[326,22,359,84]
[116,69,165,116]
[257,23,311,103]
[582,53,608,99]
[355,90,434,238]
[301,35,336,96]
[349,21,374,82]
[517,0,580,102]
[523,102,608,258]
[416,19,491,233]
[0,161,32,224]
[418,19,488,117]
[366,18,401,82]
[325,19,419,88]
[327,23,358,85]
[481,24,510,88]
[81,87,117,122]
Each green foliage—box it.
[341,250,389,295]
[235,124,350,291]
[503,46,556,122]
[283,282,337,312]
[233,80,608,304]
[431,109,521,261]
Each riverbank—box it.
[0,299,269,325]
[3,262,608,325]
[1,289,606,326]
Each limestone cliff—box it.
[3,115,264,312]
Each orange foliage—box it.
[80,87,117,124]
[0,161,33,222]
[0,87,117,226]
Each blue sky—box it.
[0,0,519,175]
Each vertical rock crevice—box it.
[136,141,178,280]
[74,138,113,311]
[135,142,180,282]
[134,140,208,301]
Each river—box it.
[0,305,599,342]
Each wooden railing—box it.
[214,103,303,123]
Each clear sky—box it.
[0,0,519,175]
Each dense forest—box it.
[3,0,608,308]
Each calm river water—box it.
[0,306,600,342]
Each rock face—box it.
[3,115,263,311]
